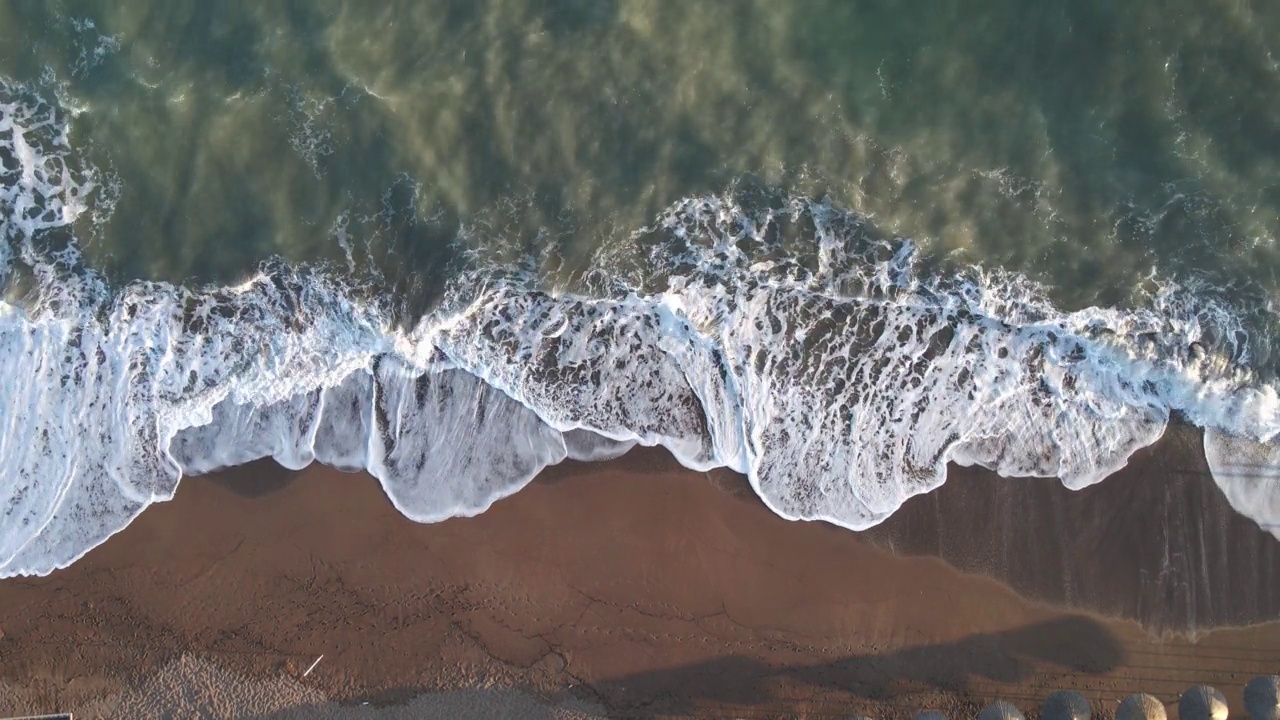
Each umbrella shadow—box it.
[574,615,1123,716]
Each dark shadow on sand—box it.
[863,422,1280,632]
[572,616,1124,716]
[196,457,304,498]
[535,444,696,485]
[535,445,759,501]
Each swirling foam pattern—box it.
[2,80,1277,577]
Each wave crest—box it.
[2,81,1279,578]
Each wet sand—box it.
[865,423,1280,633]
[1,425,1278,718]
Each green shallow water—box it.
[1,0,1277,312]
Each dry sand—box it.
[0,424,1278,718]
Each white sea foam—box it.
[2,80,1279,577]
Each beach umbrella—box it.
[1042,690,1092,720]
[1179,685,1228,720]
[1116,693,1166,720]
[1245,676,1280,720]
[978,700,1024,720]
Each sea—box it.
[1,1,1279,576]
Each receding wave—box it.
[2,80,1278,578]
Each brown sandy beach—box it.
[0,424,1278,718]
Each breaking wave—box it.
[2,80,1278,577]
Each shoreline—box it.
[866,422,1280,634]
[0,428,1277,717]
